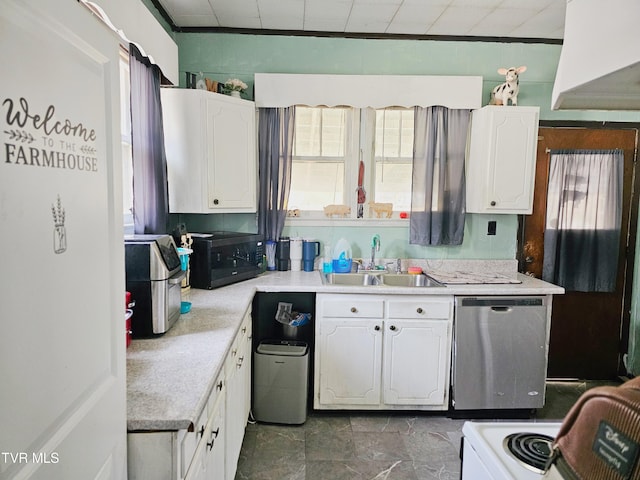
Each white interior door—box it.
[0,1,126,479]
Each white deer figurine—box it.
[489,66,526,106]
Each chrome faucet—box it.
[370,234,381,270]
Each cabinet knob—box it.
[242,326,247,334]
[237,356,244,368]
[374,325,380,331]
[198,425,205,438]
[217,380,223,391]
[213,198,219,205]
[350,307,357,313]
[416,307,424,314]
[490,200,496,206]
[390,325,397,331]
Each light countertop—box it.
[126,269,563,432]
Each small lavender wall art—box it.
[52,195,66,254]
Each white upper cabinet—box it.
[465,106,540,214]
[161,88,257,213]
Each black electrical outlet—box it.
[487,221,497,236]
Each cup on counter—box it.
[302,240,320,272]
[266,240,277,271]
[290,237,303,271]
[322,244,333,273]
[276,237,290,271]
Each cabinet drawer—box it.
[387,300,452,319]
[239,313,251,343]
[181,369,225,479]
[208,372,225,416]
[181,405,207,478]
[322,299,384,318]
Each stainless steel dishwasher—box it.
[452,296,548,410]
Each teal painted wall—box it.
[177,213,518,261]
[175,32,640,124]
[166,31,640,263]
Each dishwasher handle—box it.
[491,306,512,312]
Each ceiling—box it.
[153,0,567,41]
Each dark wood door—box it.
[520,127,638,379]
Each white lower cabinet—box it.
[128,308,252,480]
[184,374,226,480]
[315,294,453,410]
[128,370,225,480]
[382,319,449,406]
[225,309,252,480]
[318,317,383,406]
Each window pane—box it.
[294,106,346,157]
[400,111,414,157]
[293,107,320,156]
[375,109,414,159]
[288,161,344,210]
[373,108,413,213]
[321,108,346,157]
[290,106,349,213]
[119,51,133,228]
[375,162,412,211]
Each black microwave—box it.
[190,232,264,289]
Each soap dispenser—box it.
[332,238,352,273]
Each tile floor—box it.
[234,380,622,480]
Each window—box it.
[373,108,413,212]
[119,48,134,233]
[287,106,413,219]
[289,107,354,212]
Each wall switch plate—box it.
[487,221,497,235]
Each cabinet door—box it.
[162,89,257,213]
[225,314,250,480]
[184,438,206,480]
[466,106,539,214]
[241,313,253,422]
[317,318,382,406]
[204,390,225,480]
[206,97,256,211]
[162,89,208,213]
[382,319,449,406]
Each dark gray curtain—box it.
[410,106,470,245]
[543,149,623,292]
[258,107,295,241]
[129,44,169,234]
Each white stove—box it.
[461,421,562,480]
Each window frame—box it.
[286,105,412,226]
[288,106,360,220]
[119,46,134,234]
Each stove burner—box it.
[503,432,554,474]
